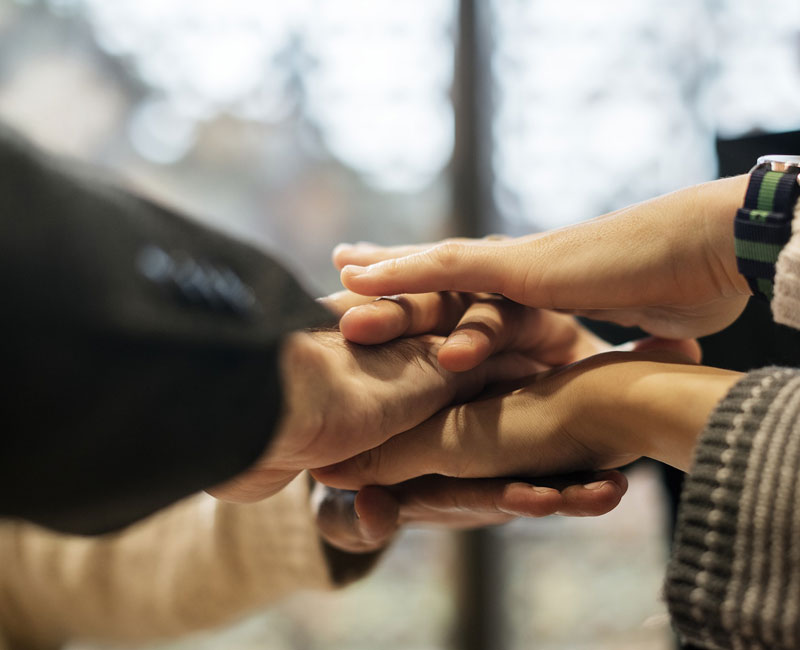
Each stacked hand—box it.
[335,176,751,340]
[305,291,704,553]
[209,290,630,554]
[220,176,751,555]
[309,177,753,551]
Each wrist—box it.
[621,361,743,471]
[697,174,752,297]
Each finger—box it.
[388,472,626,523]
[312,483,400,553]
[333,242,437,270]
[439,304,607,373]
[339,292,471,345]
[353,487,403,543]
[550,470,628,516]
[317,290,380,318]
[324,472,627,539]
[390,476,556,523]
[333,236,510,271]
[340,239,531,301]
[437,298,531,372]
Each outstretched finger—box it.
[316,472,628,556]
[389,472,626,522]
[537,470,628,516]
[333,242,436,270]
[340,239,533,302]
[333,236,510,271]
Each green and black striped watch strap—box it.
[735,156,800,301]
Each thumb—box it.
[312,483,399,553]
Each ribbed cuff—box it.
[772,200,800,328]
[666,367,800,650]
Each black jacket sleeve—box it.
[0,127,333,535]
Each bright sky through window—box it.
[37,0,456,192]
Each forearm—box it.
[0,477,335,649]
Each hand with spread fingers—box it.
[334,176,753,340]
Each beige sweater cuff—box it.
[0,476,334,650]
[772,198,800,328]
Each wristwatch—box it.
[735,154,800,301]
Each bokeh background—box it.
[2,1,799,649]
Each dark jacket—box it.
[0,128,331,535]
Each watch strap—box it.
[735,164,800,301]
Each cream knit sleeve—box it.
[771,198,800,328]
[0,476,334,650]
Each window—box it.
[2,1,798,648]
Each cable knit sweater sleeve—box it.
[666,200,800,650]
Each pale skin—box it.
[314,176,751,492]
[335,175,751,342]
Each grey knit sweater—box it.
[666,202,800,650]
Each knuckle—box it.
[429,241,464,269]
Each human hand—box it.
[312,471,628,553]
[313,349,743,491]
[208,325,541,503]
[335,176,752,339]
[321,288,609,373]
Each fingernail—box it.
[333,243,352,254]
[445,332,474,348]
[584,481,610,490]
[532,486,557,495]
